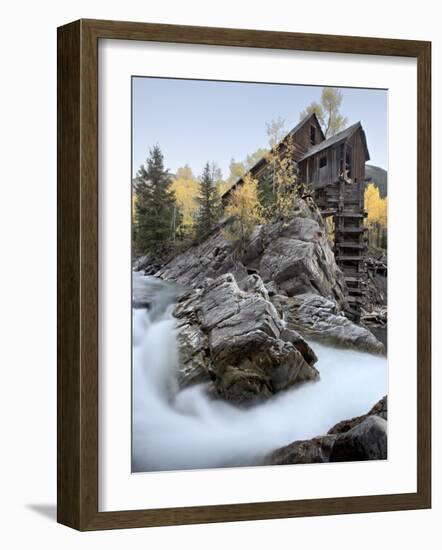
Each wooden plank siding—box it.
[292,114,325,152]
[298,125,368,189]
[346,128,367,183]
[299,144,343,189]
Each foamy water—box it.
[132,273,388,472]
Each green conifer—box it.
[194,162,221,240]
[134,145,179,256]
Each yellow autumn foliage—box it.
[218,180,233,196]
[364,183,388,248]
[132,193,137,223]
[170,166,200,234]
[223,174,264,252]
[264,133,299,217]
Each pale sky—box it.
[132,77,387,178]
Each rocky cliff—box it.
[151,197,384,359]
[135,195,387,463]
[157,198,347,305]
[136,197,385,405]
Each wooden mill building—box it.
[223,113,370,319]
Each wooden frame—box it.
[57,18,431,531]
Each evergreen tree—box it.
[133,145,179,256]
[195,162,221,239]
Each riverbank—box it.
[132,273,388,472]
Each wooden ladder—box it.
[318,178,367,321]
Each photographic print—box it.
[131,77,388,473]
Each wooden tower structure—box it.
[297,121,370,320]
[222,114,370,320]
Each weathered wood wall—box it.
[298,128,367,190]
[299,145,343,189]
[347,130,366,183]
[293,115,325,152]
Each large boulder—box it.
[174,273,319,404]
[243,199,347,305]
[258,225,344,300]
[267,435,337,465]
[271,292,385,355]
[267,396,388,465]
[329,416,388,462]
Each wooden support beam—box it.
[337,227,367,234]
[347,295,364,303]
[347,288,365,295]
[320,209,337,217]
[344,275,366,282]
[336,255,365,261]
[335,243,367,249]
[337,212,366,218]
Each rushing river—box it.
[132,272,388,473]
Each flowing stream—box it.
[132,272,388,473]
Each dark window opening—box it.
[310,125,316,145]
[339,144,345,172]
[345,151,352,178]
[319,156,327,168]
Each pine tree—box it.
[133,145,179,256]
[194,162,221,239]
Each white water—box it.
[132,273,388,472]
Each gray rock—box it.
[268,397,388,465]
[267,435,337,465]
[132,254,152,272]
[245,203,347,305]
[330,416,388,462]
[156,222,247,286]
[238,273,269,301]
[175,319,213,388]
[133,253,166,276]
[272,292,385,355]
[264,281,278,297]
[368,394,388,420]
[280,328,317,366]
[328,396,388,434]
[173,273,319,404]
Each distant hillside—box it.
[365,164,387,198]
